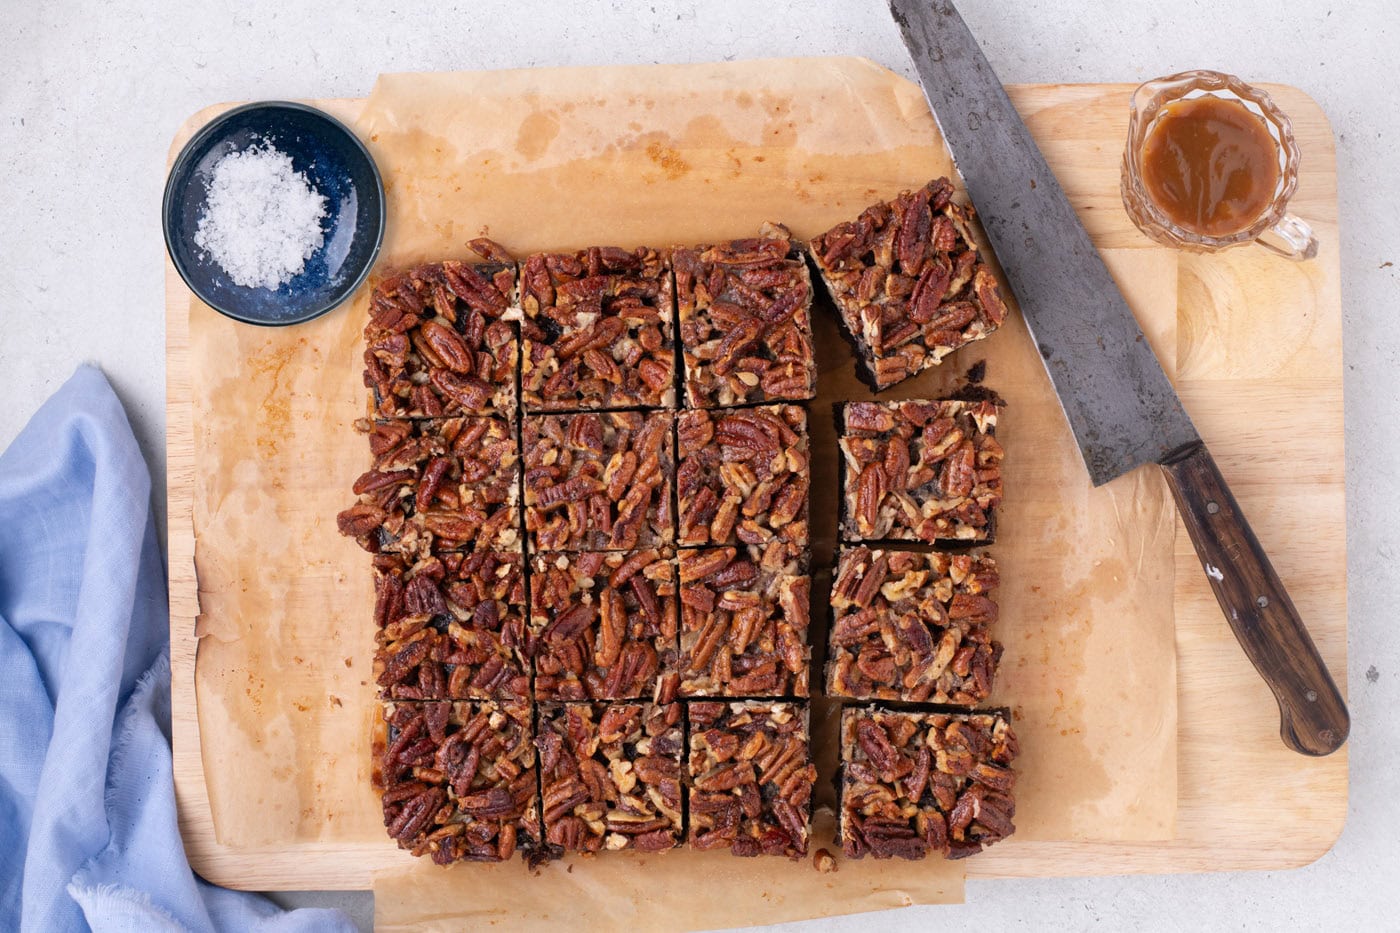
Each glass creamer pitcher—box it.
[1121,70,1317,260]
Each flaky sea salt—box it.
[194,143,328,290]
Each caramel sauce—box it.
[1140,96,1280,237]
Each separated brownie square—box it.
[363,251,519,417]
[673,224,816,408]
[677,542,811,698]
[838,706,1018,860]
[808,178,1008,390]
[373,700,540,864]
[828,547,1000,704]
[686,700,816,858]
[371,550,531,701]
[676,405,809,549]
[520,246,676,411]
[537,701,684,855]
[838,398,1003,545]
[338,416,521,557]
[530,549,679,701]
[523,411,674,553]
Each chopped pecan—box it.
[838,706,1017,860]
[373,700,539,863]
[536,702,684,854]
[530,549,679,701]
[676,405,809,549]
[838,398,1002,545]
[827,547,1001,704]
[338,416,521,556]
[371,551,532,701]
[674,224,816,408]
[677,542,810,698]
[364,261,519,417]
[808,179,1006,390]
[687,701,816,858]
[523,411,674,552]
[520,246,676,411]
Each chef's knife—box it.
[888,0,1348,755]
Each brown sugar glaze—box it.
[1140,96,1280,237]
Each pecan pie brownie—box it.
[523,410,674,553]
[673,224,816,408]
[677,542,811,698]
[838,398,1003,546]
[363,243,519,417]
[520,246,676,411]
[536,701,684,854]
[686,700,816,858]
[338,415,521,556]
[373,700,540,864]
[808,178,1008,390]
[530,548,680,701]
[838,706,1018,860]
[371,550,531,701]
[676,405,809,549]
[827,546,1000,704]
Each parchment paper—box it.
[186,58,1178,926]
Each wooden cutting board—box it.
[165,62,1346,891]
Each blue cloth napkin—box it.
[0,367,355,933]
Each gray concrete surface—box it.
[2,0,1393,928]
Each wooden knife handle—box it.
[1161,441,1349,756]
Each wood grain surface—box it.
[165,63,1346,891]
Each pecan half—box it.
[520,246,676,411]
[808,179,1006,390]
[537,701,684,855]
[687,700,816,858]
[838,398,1002,545]
[828,546,1001,704]
[838,706,1018,860]
[371,551,532,701]
[338,416,521,557]
[364,261,518,417]
[530,549,679,701]
[678,542,810,698]
[674,224,816,408]
[373,700,539,863]
[523,411,674,552]
[676,405,809,549]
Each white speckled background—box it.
[1,0,1392,928]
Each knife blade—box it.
[889,0,1348,755]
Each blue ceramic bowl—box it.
[163,101,384,326]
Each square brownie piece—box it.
[363,253,519,417]
[536,701,684,854]
[838,398,1003,545]
[523,411,674,553]
[838,706,1018,860]
[520,246,676,411]
[676,405,809,549]
[338,416,521,556]
[677,542,811,698]
[686,700,816,858]
[373,700,540,864]
[808,178,1008,390]
[530,548,679,701]
[371,550,531,701]
[828,547,1001,704]
[673,225,816,408]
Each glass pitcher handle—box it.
[1256,213,1318,261]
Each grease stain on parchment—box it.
[515,109,560,162]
